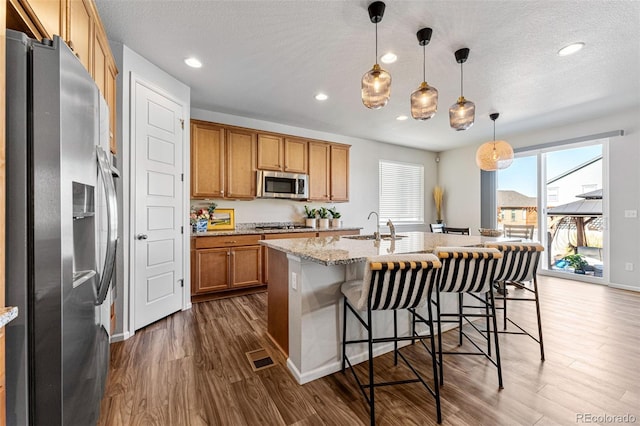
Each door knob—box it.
[136,234,148,240]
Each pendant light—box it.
[449,48,475,130]
[411,28,438,120]
[362,1,391,109]
[475,113,514,171]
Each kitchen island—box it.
[261,231,507,384]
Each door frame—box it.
[125,73,191,339]
[496,139,610,285]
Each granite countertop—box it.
[0,306,18,329]
[260,231,514,266]
[192,223,362,237]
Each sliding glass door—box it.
[496,140,608,283]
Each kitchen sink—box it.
[343,234,406,240]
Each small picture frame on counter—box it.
[208,208,235,230]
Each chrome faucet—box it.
[387,219,396,240]
[367,211,380,240]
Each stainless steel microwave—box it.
[257,170,308,199]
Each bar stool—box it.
[429,247,504,388]
[341,254,442,425]
[485,242,545,360]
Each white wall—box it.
[191,108,439,234]
[110,42,191,340]
[439,107,640,291]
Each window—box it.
[511,210,516,221]
[379,160,424,224]
[548,187,559,203]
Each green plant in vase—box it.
[328,206,342,228]
[317,207,330,229]
[304,205,317,228]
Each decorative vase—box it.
[196,219,208,232]
[318,218,329,229]
[305,218,317,228]
[331,218,342,228]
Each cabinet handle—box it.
[225,240,237,244]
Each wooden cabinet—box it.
[284,137,307,173]
[192,235,263,296]
[67,0,93,73]
[7,0,119,154]
[257,133,283,171]
[308,142,350,202]
[256,134,308,174]
[190,120,348,201]
[190,122,256,200]
[226,128,256,199]
[191,120,225,198]
[7,0,65,41]
[308,142,330,201]
[330,144,349,201]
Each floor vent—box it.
[246,348,275,371]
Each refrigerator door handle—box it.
[96,146,118,305]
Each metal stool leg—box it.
[488,289,504,389]
[532,276,545,361]
[341,296,348,372]
[367,307,375,426]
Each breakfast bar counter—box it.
[261,232,506,384]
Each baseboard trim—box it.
[608,282,640,292]
[110,330,132,342]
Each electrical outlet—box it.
[624,210,638,218]
[291,272,298,290]
[625,263,634,271]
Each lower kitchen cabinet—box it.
[192,235,263,297]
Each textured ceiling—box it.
[95,0,640,151]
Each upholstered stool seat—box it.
[341,254,442,425]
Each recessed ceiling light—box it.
[381,52,397,64]
[396,115,408,121]
[557,42,585,56]
[184,57,202,68]
[315,93,328,101]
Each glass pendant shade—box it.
[411,82,438,120]
[362,63,391,109]
[475,140,514,171]
[449,96,475,130]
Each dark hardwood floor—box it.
[99,276,640,425]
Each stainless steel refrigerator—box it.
[5,30,118,425]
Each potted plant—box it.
[433,186,444,224]
[317,207,330,229]
[304,205,317,228]
[328,206,342,228]
[562,253,589,274]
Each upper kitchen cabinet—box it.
[67,0,93,73]
[284,137,307,174]
[226,128,257,199]
[7,0,119,154]
[256,134,307,174]
[256,133,283,171]
[191,120,225,198]
[308,142,350,202]
[6,0,66,40]
[308,142,330,201]
[330,144,349,202]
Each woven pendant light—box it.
[476,113,514,171]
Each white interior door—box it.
[133,80,184,330]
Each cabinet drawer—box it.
[195,234,262,249]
